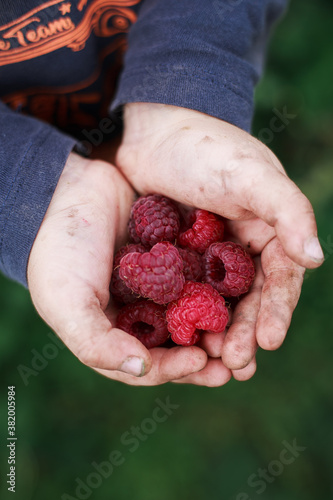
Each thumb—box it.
[45,292,152,378]
[236,160,324,269]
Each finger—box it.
[232,356,257,381]
[221,257,263,370]
[94,346,208,386]
[172,357,232,387]
[256,238,304,351]
[197,330,226,358]
[235,160,324,269]
[47,286,153,377]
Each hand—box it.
[27,152,233,386]
[114,103,324,373]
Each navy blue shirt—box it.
[0,0,286,286]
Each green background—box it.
[1,0,333,499]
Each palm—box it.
[28,155,135,361]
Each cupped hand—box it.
[27,152,233,386]
[115,103,324,372]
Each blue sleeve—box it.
[111,0,287,132]
[0,101,78,287]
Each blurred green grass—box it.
[1,0,333,499]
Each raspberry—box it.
[119,242,185,305]
[110,244,147,304]
[203,242,255,297]
[129,194,180,247]
[177,247,203,281]
[116,300,169,349]
[178,209,224,253]
[166,282,229,346]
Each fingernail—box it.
[304,236,324,263]
[120,357,145,377]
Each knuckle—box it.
[76,341,101,368]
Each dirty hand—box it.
[115,103,324,372]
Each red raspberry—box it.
[129,194,180,247]
[203,242,255,297]
[110,244,147,304]
[177,247,203,281]
[166,281,229,346]
[116,300,169,349]
[119,242,185,305]
[178,209,224,253]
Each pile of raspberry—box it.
[111,194,255,348]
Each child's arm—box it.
[0,100,234,385]
[0,101,235,386]
[111,0,288,133]
[0,100,78,286]
[108,0,323,370]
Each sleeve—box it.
[0,101,79,287]
[111,0,288,132]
